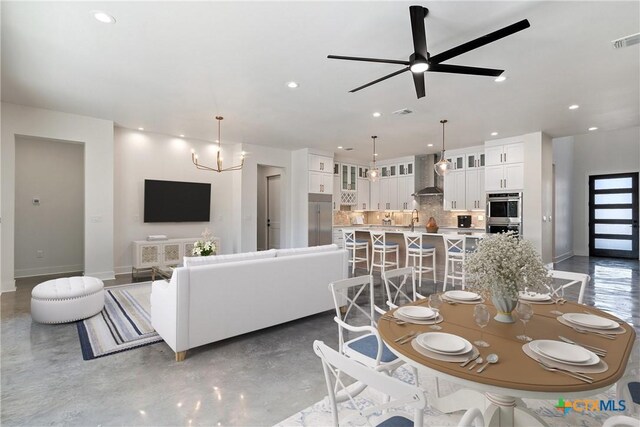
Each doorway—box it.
[588,172,638,259]
[267,175,281,249]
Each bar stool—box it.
[369,230,399,275]
[343,229,369,274]
[443,235,467,291]
[403,232,436,288]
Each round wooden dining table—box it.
[378,296,637,427]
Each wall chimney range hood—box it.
[412,154,444,196]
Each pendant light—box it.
[434,119,451,176]
[191,116,245,173]
[366,135,380,182]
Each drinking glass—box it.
[473,304,490,347]
[428,293,443,330]
[516,301,533,342]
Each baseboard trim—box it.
[14,264,84,279]
[85,271,116,281]
[1,279,17,293]
[553,251,574,263]
[114,265,133,275]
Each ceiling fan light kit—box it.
[366,135,380,182]
[191,116,244,173]
[434,119,452,177]
[328,5,530,99]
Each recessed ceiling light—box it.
[286,81,299,88]
[494,75,507,82]
[372,112,382,118]
[337,146,343,149]
[179,134,185,138]
[569,104,580,110]
[491,132,498,136]
[138,127,144,131]
[588,127,598,131]
[374,153,379,157]
[92,11,116,24]
[427,143,433,147]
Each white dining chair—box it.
[458,407,485,427]
[616,374,640,416]
[328,275,401,371]
[313,340,426,427]
[443,235,467,291]
[404,232,436,288]
[343,229,369,274]
[370,230,399,275]
[381,267,425,310]
[546,269,590,303]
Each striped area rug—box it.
[77,282,163,360]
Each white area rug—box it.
[275,366,617,426]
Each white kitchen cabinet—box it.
[380,164,397,178]
[485,163,524,191]
[333,162,340,175]
[332,175,341,211]
[370,180,381,211]
[379,177,399,210]
[309,154,332,173]
[341,163,357,191]
[485,142,524,166]
[466,169,485,210]
[309,171,333,194]
[398,161,414,176]
[397,175,415,210]
[358,166,369,178]
[445,153,465,170]
[356,178,370,210]
[443,170,466,210]
[466,151,485,169]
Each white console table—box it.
[132,237,220,277]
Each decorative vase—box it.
[491,296,518,323]
[426,217,439,233]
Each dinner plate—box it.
[563,313,620,330]
[443,290,480,301]
[417,332,471,355]
[397,306,436,320]
[529,340,598,365]
[518,291,551,302]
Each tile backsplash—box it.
[332,197,485,229]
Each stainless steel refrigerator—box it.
[308,194,332,246]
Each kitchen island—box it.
[333,225,486,288]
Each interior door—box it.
[267,175,281,249]
[589,172,638,259]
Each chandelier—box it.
[191,116,244,172]
[434,119,452,176]
[366,135,380,182]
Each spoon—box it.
[477,354,499,373]
[468,356,483,370]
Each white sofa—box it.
[150,244,348,360]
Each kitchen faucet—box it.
[410,209,419,232]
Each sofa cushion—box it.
[276,244,338,258]
[183,249,276,267]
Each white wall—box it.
[552,136,575,262]
[256,165,283,251]
[1,103,114,292]
[572,126,640,256]
[114,127,236,273]
[14,136,84,277]
[239,143,293,252]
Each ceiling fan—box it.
[328,5,530,99]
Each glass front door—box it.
[589,172,639,259]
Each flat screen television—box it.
[144,179,211,222]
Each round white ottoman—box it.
[31,276,105,324]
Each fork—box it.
[394,331,416,343]
[382,315,406,325]
[572,327,616,340]
[398,332,418,345]
[538,362,594,383]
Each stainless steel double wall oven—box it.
[486,192,523,235]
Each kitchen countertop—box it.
[334,225,486,238]
[333,224,485,232]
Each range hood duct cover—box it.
[412,154,444,196]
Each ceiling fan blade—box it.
[349,67,411,93]
[429,19,530,64]
[409,6,429,58]
[412,71,426,99]
[328,55,410,66]
[428,63,503,77]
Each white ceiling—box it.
[2,1,639,162]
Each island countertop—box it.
[333,225,486,238]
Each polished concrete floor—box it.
[1,256,638,426]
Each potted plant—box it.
[464,232,551,323]
[192,228,216,257]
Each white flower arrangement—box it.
[192,228,216,257]
[464,232,551,300]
